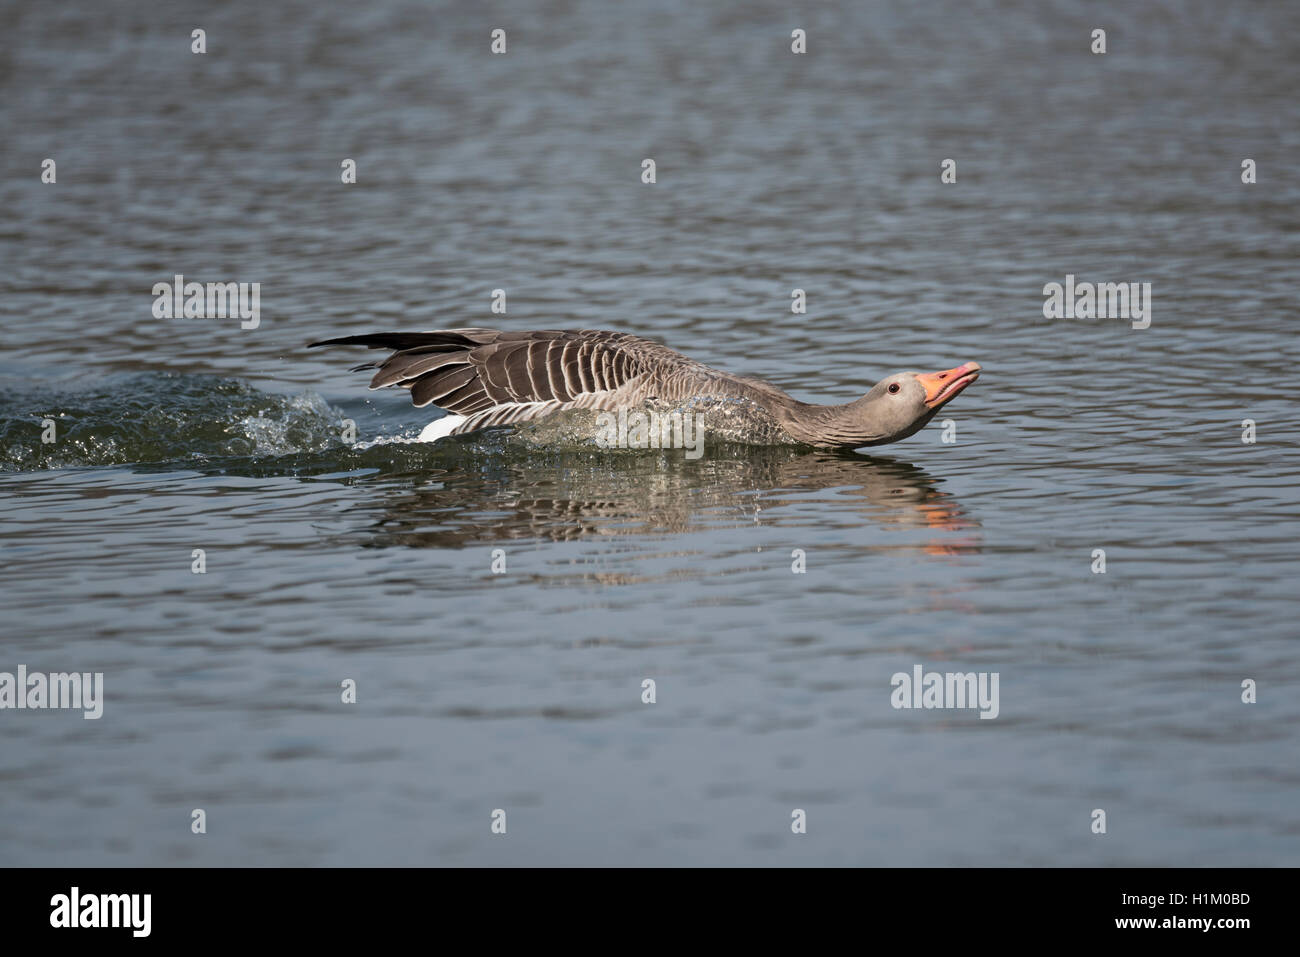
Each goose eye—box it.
[887,383,901,395]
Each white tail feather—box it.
[418,415,467,442]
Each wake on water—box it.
[0,372,797,477]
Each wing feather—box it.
[310,328,712,430]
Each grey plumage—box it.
[309,328,981,448]
[311,328,725,431]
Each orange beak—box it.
[915,362,982,408]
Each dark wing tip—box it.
[307,331,492,351]
[307,335,375,349]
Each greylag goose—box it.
[309,328,980,449]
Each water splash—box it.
[0,373,357,472]
[0,373,862,478]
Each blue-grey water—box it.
[1,0,1298,866]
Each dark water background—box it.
[1,0,1297,865]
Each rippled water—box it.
[2,0,1298,865]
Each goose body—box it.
[309,328,980,449]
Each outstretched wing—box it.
[308,328,690,418]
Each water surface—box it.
[1,0,1298,865]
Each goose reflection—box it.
[345,447,978,550]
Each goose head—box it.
[850,361,982,446]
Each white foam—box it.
[418,415,467,442]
